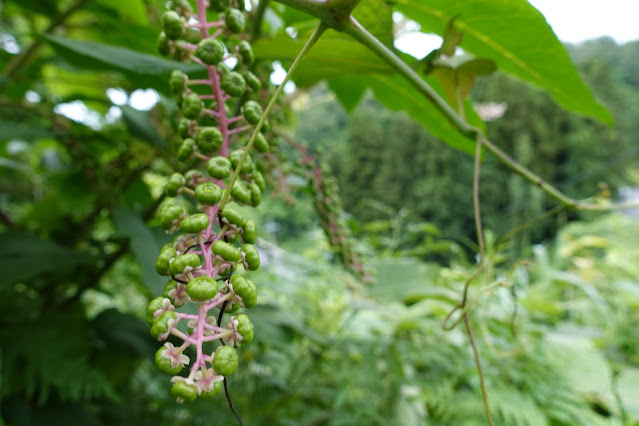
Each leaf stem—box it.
[219,21,327,211]
[341,17,478,139]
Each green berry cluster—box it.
[149,0,270,404]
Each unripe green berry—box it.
[211,240,241,262]
[178,118,192,138]
[221,72,246,97]
[229,149,253,173]
[177,138,196,162]
[200,380,223,398]
[195,183,223,205]
[196,127,223,153]
[220,208,246,227]
[225,302,241,314]
[242,100,262,125]
[155,347,184,375]
[242,71,261,91]
[150,310,177,338]
[165,172,185,197]
[162,11,184,40]
[210,0,230,12]
[253,132,269,153]
[234,314,254,345]
[170,70,187,97]
[157,32,171,56]
[180,213,209,234]
[169,252,201,275]
[169,0,193,16]
[252,170,266,192]
[231,181,251,204]
[186,275,219,301]
[184,27,202,44]
[195,39,225,65]
[230,274,257,308]
[248,182,261,206]
[160,204,185,230]
[206,156,232,179]
[237,41,254,66]
[242,244,260,271]
[261,119,271,133]
[156,245,177,275]
[146,297,166,325]
[182,93,202,119]
[213,345,238,376]
[242,219,257,244]
[171,381,198,402]
[225,9,246,34]
[163,279,177,298]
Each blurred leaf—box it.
[440,18,464,56]
[365,73,478,154]
[253,29,393,87]
[42,34,205,93]
[394,0,613,124]
[352,0,394,48]
[369,258,456,305]
[94,0,148,26]
[121,105,167,148]
[113,207,164,294]
[91,309,156,358]
[121,176,154,214]
[0,118,57,141]
[456,58,496,98]
[616,368,639,419]
[327,75,367,111]
[0,232,91,288]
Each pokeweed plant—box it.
[148,0,267,413]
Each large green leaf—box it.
[394,0,613,124]
[255,28,478,153]
[121,105,167,148]
[253,29,393,87]
[41,34,204,93]
[366,73,480,153]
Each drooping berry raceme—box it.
[149,0,270,404]
[278,139,371,283]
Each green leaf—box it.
[0,232,91,288]
[253,29,393,87]
[327,75,367,111]
[113,207,164,294]
[368,258,457,305]
[394,0,613,124]
[91,309,156,358]
[365,73,478,154]
[41,34,205,93]
[351,0,394,48]
[120,105,166,148]
[94,0,148,26]
[0,118,57,141]
[617,368,639,419]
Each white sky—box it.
[396,0,639,58]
